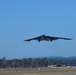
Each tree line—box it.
[0,57,76,68]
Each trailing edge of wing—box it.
[24,38,34,41]
[60,38,72,40]
[50,36,72,40]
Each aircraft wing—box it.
[58,37,72,40]
[49,36,72,41]
[24,35,42,41]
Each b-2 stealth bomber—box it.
[24,35,72,42]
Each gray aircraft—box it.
[24,35,72,42]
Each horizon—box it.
[1,55,76,60]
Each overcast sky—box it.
[0,0,76,59]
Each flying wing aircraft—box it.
[24,35,72,42]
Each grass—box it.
[0,67,76,75]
